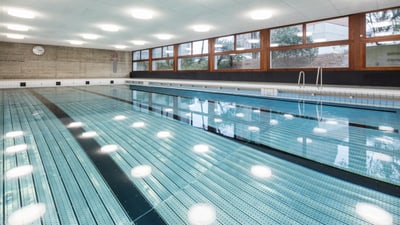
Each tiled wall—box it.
[0,42,132,79]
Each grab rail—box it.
[316,67,323,88]
[298,71,305,87]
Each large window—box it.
[132,49,149,71]
[178,40,208,71]
[270,25,303,47]
[152,45,174,71]
[306,17,348,43]
[366,8,400,68]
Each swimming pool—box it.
[1,85,399,225]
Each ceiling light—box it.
[187,203,216,225]
[70,40,83,45]
[82,34,99,40]
[100,24,120,32]
[100,145,119,153]
[8,203,46,225]
[6,165,34,179]
[283,114,293,119]
[5,144,28,154]
[313,127,327,134]
[253,109,261,113]
[250,9,272,20]
[6,34,25,40]
[248,126,260,132]
[355,203,393,225]
[378,125,394,132]
[131,165,152,178]
[236,113,245,118]
[132,40,146,45]
[132,121,145,128]
[114,45,127,49]
[113,115,126,120]
[269,119,279,125]
[68,122,83,128]
[193,25,211,32]
[193,144,209,153]
[157,131,171,138]
[251,165,272,178]
[81,131,97,138]
[131,9,154,20]
[7,24,30,31]
[5,131,24,138]
[8,8,35,19]
[156,34,172,40]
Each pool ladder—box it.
[316,66,323,89]
[298,71,305,88]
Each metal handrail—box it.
[298,71,305,87]
[316,67,323,88]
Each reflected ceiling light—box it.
[314,38,327,43]
[249,9,272,20]
[6,34,25,39]
[5,144,28,154]
[378,126,394,132]
[296,32,312,37]
[214,44,223,48]
[132,40,146,45]
[131,9,154,20]
[236,113,245,118]
[157,131,171,138]
[325,120,338,125]
[132,121,145,128]
[5,131,24,138]
[192,25,211,32]
[283,114,293,119]
[69,40,83,45]
[375,136,393,145]
[247,39,260,44]
[193,144,209,153]
[131,165,152,178]
[251,165,272,178]
[253,109,261,113]
[100,24,120,32]
[270,43,279,47]
[248,126,260,132]
[7,24,30,31]
[313,127,327,134]
[189,104,196,109]
[372,152,393,162]
[269,119,278,125]
[355,203,393,225]
[185,113,192,117]
[6,165,34,179]
[187,203,216,225]
[214,118,223,123]
[100,144,118,153]
[8,8,35,19]
[165,50,174,54]
[296,137,312,144]
[236,47,245,51]
[8,203,46,225]
[113,115,126,120]
[82,34,99,40]
[156,34,172,40]
[81,131,97,138]
[372,21,392,28]
[68,121,83,128]
[164,108,173,112]
[114,45,127,49]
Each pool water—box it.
[1,85,399,225]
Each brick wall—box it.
[0,42,132,79]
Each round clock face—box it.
[32,46,45,55]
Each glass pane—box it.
[178,43,191,56]
[270,25,303,47]
[133,61,149,71]
[366,8,400,37]
[163,45,174,58]
[152,59,174,70]
[193,40,208,55]
[366,41,400,67]
[215,35,234,52]
[141,50,149,60]
[133,51,140,60]
[306,17,349,43]
[215,52,260,70]
[237,32,260,50]
[152,47,162,58]
[271,45,349,68]
[178,57,209,70]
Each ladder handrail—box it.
[298,71,305,87]
[316,67,323,88]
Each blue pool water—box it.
[1,85,399,225]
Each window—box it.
[152,59,174,71]
[270,25,303,47]
[366,41,400,67]
[306,17,349,43]
[215,35,234,52]
[178,57,208,70]
[152,45,173,59]
[236,32,260,50]
[132,49,150,71]
[271,45,348,68]
[178,40,209,71]
[215,52,260,70]
[366,8,400,37]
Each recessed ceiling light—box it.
[192,24,211,32]
[100,24,120,32]
[156,34,172,40]
[70,40,83,45]
[114,45,127,49]
[82,34,99,40]
[131,9,154,20]
[6,34,25,40]
[7,24,30,31]
[8,203,46,225]
[250,9,272,20]
[8,8,35,19]
[132,40,146,45]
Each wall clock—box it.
[32,45,45,56]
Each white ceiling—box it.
[1,0,399,51]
